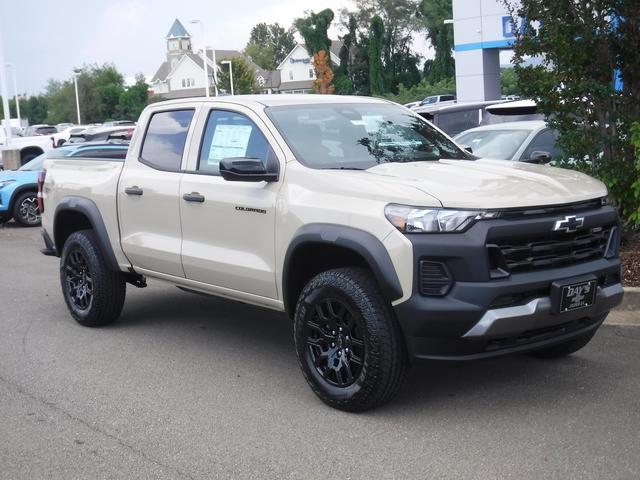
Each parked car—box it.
[68,125,135,143]
[454,121,562,163]
[40,95,622,411]
[417,94,456,107]
[0,142,128,226]
[102,120,136,127]
[414,100,505,135]
[24,124,58,136]
[56,123,75,132]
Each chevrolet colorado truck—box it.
[39,95,624,411]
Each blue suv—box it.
[0,142,128,227]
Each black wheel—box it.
[528,330,597,359]
[294,268,407,412]
[60,230,126,327]
[12,191,41,226]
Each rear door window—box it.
[140,109,194,171]
[521,129,563,160]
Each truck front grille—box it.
[489,225,613,273]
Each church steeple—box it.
[166,19,192,68]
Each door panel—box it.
[118,108,195,276]
[179,108,280,298]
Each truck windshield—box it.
[266,103,471,170]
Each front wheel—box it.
[60,230,126,327]
[12,191,41,227]
[294,268,407,412]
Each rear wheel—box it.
[294,267,407,412]
[528,330,597,359]
[60,230,126,327]
[12,191,40,226]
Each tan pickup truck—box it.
[39,95,623,411]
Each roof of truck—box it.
[151,94,394,109]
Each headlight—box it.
[0,179,16,189]
[385,204,500,233]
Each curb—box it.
[616,287,640,312]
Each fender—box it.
[283,223,403,313]
[53,196,119,271]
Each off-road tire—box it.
[60,230,126,327]
[12,191,41,227]
[528,330,597,359]
[294,267,407,412]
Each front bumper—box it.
[393,205,623,361]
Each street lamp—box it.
[73,72,81,124]
[220,60,234,96]
[5,63,20,126]
[189,19,217,97]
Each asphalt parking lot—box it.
[1,222,639,480]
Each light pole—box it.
[5,63,20,126]
[73,72,81,125]
[189,20,213,97]
[221,60,234,95]
[0,23,12,145]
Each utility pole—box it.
[0,21,12,145]
[73,73,81,124]
[6,63,20,126]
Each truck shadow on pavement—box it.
[114,283,620,415]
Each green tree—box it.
[504,0,640,227]
[368,16,386,95]
[382,77,455,104]
[419,0,454,82]
[117,74,150,121]
[295,9,334,61]
[245,22,296,69]
[340,0,422,92]
[500,68,520,96]
[216,57,258,95]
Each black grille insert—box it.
[489,225,613,273]
[419,260,453,296]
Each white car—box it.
[454,120,562,163]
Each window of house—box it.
[140,109,195,171]
[181,79,186,88]
[309,69,314,79]
[198,110,270,175]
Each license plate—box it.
[559,280,597,313]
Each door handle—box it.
[183,192,205,203]
[125,186,143,196]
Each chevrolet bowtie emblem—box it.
[553,215,584,233]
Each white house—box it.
[150,19,343,98]
[276,43,342,94]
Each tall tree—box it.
[340,0,422,92]
[295,9,334,61]
[295,9,336,93]
[313,51,335,94]
[117,74,150,121]
[419,0,455,82]
[504,0,640,227]
[244,22,296,70]
[368,15,386,95]
[216,57,259,95]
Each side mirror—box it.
[523,150,552,164]
[219,157,278,182]
[461,145,473,154]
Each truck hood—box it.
[365,158,607,209]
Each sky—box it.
[0,0,432,95]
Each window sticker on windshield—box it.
[351,115,384,134]
[208,124,252,162]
